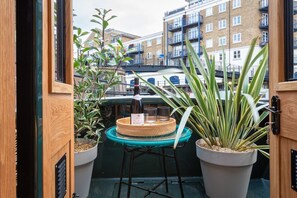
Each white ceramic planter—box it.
[196,139,257,198]
[75,139,98,198]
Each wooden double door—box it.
[0,0,74,197]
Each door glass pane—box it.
[285,0,297,80]
[54,0,66,82]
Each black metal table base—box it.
[117,146,184,198]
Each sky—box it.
[73,0,187,37]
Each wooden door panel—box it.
[279,92,297,141]
[49,97,72,156]
[280,137,297,198]
[42,0,74,197]
[270,0,297,197]
[0,0,16,197]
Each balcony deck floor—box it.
[88,177,269,198]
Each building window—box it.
[219,36,227,46]
[188,27,198,39]
[233,0,241,9]
[233,33,241,43]
[205,23,213,32]
[147,52,152,59]
[233,16,241,26]
[205,39,213,48]
[188,12,199,24]
[173,31,182,42]
[260,13,269,27]
[147,40,152,47]
[218,3,226,13]
[191,42,199,53]
[156,37,162,45]
[206,7,213,16]
[173,46,182,57]
[233,50,241,59]
[218,19,226,29]
[262,31,269,42]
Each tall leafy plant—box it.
[73,9,130,145]
[137,38,269,157]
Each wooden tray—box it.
[116,117,176,137]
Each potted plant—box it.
[73,9,130,198]
[137,38,269,198]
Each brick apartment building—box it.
[123,0,270,77]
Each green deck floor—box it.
[88,177,269,198]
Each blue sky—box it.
[73,0,187,36]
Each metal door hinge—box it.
[265,96,281,135]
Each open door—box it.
[0,0,16,197]
[41,0,74,197]
[270,0,297,197]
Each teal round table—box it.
[106,126,192,198]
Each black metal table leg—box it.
[118,148,126,198]
[173,149,184,198]
[162,147,169,193]
[127,150,135,198]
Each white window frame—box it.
[233,0,241,9]
[188,12,199,24]
[205,39,213,48]
[173,31,182,43]
[205,23,213,32]
[218,3,226,13]
[218,19,226,29]
[173,46,182,57]
[219,36,227,46]
[233,50,241,59]
[147,40,152,47]
[156,37,162,45]
[206,7,213,17]
[233,16,241,26]
[233,33,242,43]
[188,27,198,39]
[262,31,269,42]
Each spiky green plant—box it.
[137,38,269,157]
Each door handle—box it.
[264,95,281,135]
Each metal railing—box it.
[126,45,144,54]
[185,15,203,25]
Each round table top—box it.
[105,125,192,147]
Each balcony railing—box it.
[185,15,203,26]
[188,32,203,40]
[169,50,188,59]
[168,37,183,45]
[126,45,144,54]
[168,23,183,31]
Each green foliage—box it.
[73,8,131,143]
[91,8,117,51]
[137,38,269,155]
